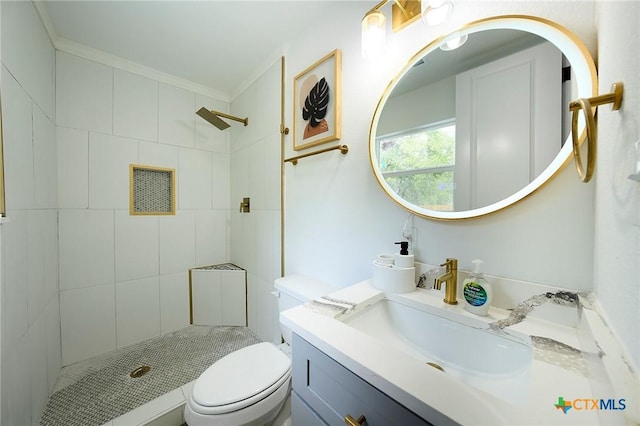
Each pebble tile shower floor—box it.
[40,326,262,426]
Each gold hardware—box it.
[427,361,445,372]
[284,144,349,165]
[130,365,151,378]
[0,91,5,217]
[280,124,290,135]
[434,258,458,305]
[569,82,624,183]
[239,197,250,213]
[364,0,422,32]
[344,414,366,426]
[129,164,176,216]
[196,107,248,130]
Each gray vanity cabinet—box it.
[291,333,432,426]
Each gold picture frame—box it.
[293,49,341,151]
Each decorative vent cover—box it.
[130,164,175,215]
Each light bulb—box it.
[422,0,453,26]
[440,34,468,51]
[362,11,386,59]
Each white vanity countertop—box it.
[280,280,639,426]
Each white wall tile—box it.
[159,272,190,334]
[33,106,58,209]
[264,133,281,210]
[3,337,31,425]
[229,84,257,151]
[59,209,115,290]
[212,152,231,210]
[41,209,60,304]
[60,284,116,365]
[159,211,196,275]
[191,271,222,325]
[2,210,29,346]
[195,94,229,152]
[45,298,62,394]
[220,271,247,326]
[57,126,89,208]
[114,70,159,142]
[1,1,55,118]
[2,67,35,210]
[179,148,212,209]
[139,141,180,171]
[27,211,46,326]
[88,132,139,209]
[255,211,280,285]
[158,84,195,148]
[195,210,228,266]
[56,51,113,133]
[115,277,160,348]
[254,62,281,139]
[115,211,159,282]
[248,142,266,209]
[29,317,49,425]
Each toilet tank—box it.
[274,275,337,344]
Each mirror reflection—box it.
[373,25,577,214]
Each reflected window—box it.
[377,121,456,211]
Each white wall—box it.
[1,2,60,424]
[230,60,282,344]
[282,0,639,369]
[593,1,640,369]
[56,51,232,365]
[284,1,596,288]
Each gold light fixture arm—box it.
[364,0,422,32]
[569,82,623,183]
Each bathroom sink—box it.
[340,297,532,395]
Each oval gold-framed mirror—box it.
[369,15,597,220]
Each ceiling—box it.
[40,1,345,100]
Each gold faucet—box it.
[434,258,458,305]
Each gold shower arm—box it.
[210,110,248,126]
[569,82,623,183]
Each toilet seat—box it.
[189,342,291,415]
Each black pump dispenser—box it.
[395,241,409,255]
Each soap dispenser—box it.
[463,260,493,316]
[394,241,414,267]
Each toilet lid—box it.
[191,342,291,413]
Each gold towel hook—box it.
[569,82,624,183]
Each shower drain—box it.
[129,365,151,378]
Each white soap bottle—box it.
[463,259,493,316]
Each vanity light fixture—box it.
[361,0,454,59]
[422,0,454,26]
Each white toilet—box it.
[184,275,337,426]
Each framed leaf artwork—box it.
[293,49,341,151]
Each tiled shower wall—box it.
[56,51,232,365]
[230,60,282,344]
[1,2,60,424]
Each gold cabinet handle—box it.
[344,414,366,426]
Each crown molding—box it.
[32,1,230,102]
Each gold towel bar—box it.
[284,144,349,165]
[569,82,623,183]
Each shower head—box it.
[196,107,248,130]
